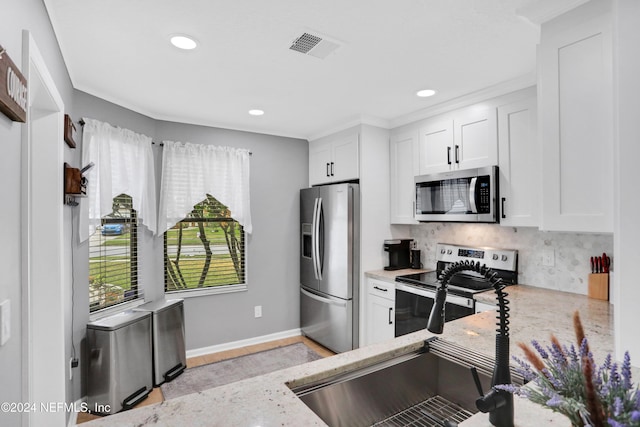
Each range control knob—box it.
[441,249,446,254]
[492,254,499,260]
[501,255,508,262]
[446,249,453,255]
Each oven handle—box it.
[396,283,435,298]
[395,283,473,308]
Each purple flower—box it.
[613,397,624,417]
[532,340,549,359]
[546,394,564,407]
[631,411,640,422]
[607,418,625,427]
[622,352,632,390]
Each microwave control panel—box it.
[477,176,491,213]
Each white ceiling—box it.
[42,0,579,140]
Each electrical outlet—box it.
[542,249,555,267]
[0,300,10,346]
[254,305,262,318]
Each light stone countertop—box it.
[82,273,617,427]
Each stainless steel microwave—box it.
[414,166,498,223]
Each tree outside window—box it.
[164,194,245,291]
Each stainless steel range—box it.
[394,243,518,337]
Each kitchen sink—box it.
[291,338,524,427]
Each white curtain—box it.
[79,118,157,242]
[158,141,252,235]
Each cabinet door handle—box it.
[330,162,334,176]
[326,163,330,177]
[447,146,452,165]
[455,145,460,164]
[501,197,506,219]
[388,307,393,325]
[373,286,388,292]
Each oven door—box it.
[394,284,474,337]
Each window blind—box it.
[89,194,139,312]
[165,195,245,291]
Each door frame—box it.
[21,30,67,427]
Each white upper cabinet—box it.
[539,2,613,232]
[498,93,539,227]
[309,132,359,186]
[418,107,497,175]
[417,119,454,175]
[389,130,419,224]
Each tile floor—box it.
[76,335,333,424]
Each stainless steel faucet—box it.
[427,260,514,427]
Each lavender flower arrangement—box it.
[496,311,640,427]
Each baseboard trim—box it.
[186,328,303,358]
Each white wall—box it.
[613,0,640,364]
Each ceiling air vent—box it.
[289,32,340,59]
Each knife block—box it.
[588,273,609,301]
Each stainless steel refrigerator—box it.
[300,183,359,353]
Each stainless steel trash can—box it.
[135,299,186,386]
[86,310,153,414]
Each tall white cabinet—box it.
[538,0,613,233]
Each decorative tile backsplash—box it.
[409,223,613,295]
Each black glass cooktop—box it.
[395,270,495,295]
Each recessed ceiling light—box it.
[248,109,265,116]
[170,35,198,50]
[416,89,437,98]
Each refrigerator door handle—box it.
[301,287,347,308]
[312,197,323,280]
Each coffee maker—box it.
[383,239,413,270]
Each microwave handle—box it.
[469,177,478,213]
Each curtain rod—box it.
[78,119,252,154]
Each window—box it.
[165,195,245,292]
[89,194,138,312]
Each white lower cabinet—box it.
[365,279,395,345]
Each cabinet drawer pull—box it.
[388,307,393,325]
[373,286,388,292]
[455,145,460,163]
[447,146,451,165]
[501,197,506,219]
[326,163,330,177]
[330,162,334,176]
